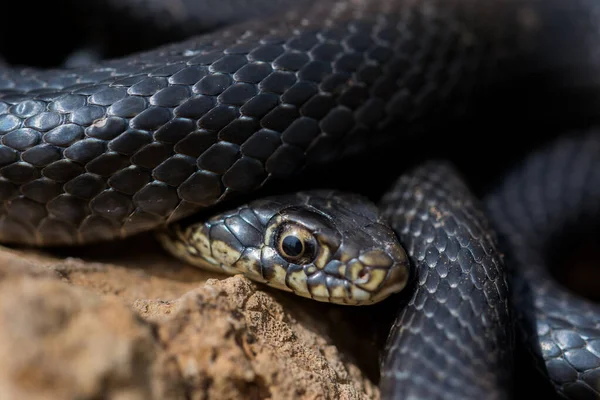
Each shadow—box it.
[37,232,213,283]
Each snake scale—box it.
[1,0,600,398]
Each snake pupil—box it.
[281,235,304,258]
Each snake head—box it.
[159,190,410,305]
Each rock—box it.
[0,234,381,400]
[0,276,157,400]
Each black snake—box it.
[1,0,600,398]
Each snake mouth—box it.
[347,247,410,304]
[344,260,410,305]
[367,262,410,303]
[303,247,410,305]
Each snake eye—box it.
[276,223,317,264]
[281,235,304,257]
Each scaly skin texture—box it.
[0,0,556,245]
[378,162,511,399]
[485,131,600,399]
[1,0,600,399]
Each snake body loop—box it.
[378,161,512,399]
[0,0,567,246]
[1,0,600,399]
[485,132,600,399]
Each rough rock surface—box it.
[0,234,383,400]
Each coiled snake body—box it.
[1,0,600,398]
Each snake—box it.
[1,0,600,398]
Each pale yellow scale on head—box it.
[286,269,310,297]
[158,191,410,306]
[211,240,241,266]
[233,248,263,280]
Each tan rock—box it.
[0,276,157,400]
[0,235,380,400]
